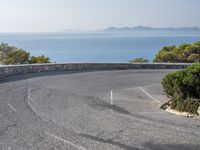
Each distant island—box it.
[102,26,200,32]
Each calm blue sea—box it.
[0,32,200,63]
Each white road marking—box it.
[7,102,17,112]
[111,83,162,104]
[142,83,161,88]
[46,132,88,150]
[27,88,31,101]
[112,99,156,102]
[115,83,161,91]
[139,87,161,104]
[110,90,113,105]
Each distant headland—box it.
[102,26,200,32]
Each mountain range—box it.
[103,26,200,32]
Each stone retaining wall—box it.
[0,63,191,78]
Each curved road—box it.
[0,70,200,150]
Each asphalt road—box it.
[0,70,200,150]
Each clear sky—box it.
[0,0,200,32]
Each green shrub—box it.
[184,98,200,114]
[29,55,51,64]
[3,49,30,64]
[154,41,200,63]
[129,58,149,63]
[162,63,200,114]
[0,43,51,65]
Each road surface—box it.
[0,70,200,150]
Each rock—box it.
[186,113,195,118]
[197,106,200,115]
[168,101,173,105]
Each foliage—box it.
[129,58,149,63]
[29,55,51,64]
[0,43,29,64]
[154,41,200,63]
[162,63,200,114]
[0,43,51,65]
[3,49,30,65]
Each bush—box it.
[154,41,200,63]
[184,98,200,114]
[162,63,200,114]
[0,43,30,64]
[3,49,30,65]
[29,55,51,64]
[0,43,51,65]
[129,58,149,63]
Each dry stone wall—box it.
[0,63,191,78]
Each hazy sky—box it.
[0,0,200,32]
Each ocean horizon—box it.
[0,32,200,63]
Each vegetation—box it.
[29,55,51,64]
[162,63,200,114]
[129,58,149,63]
[0,43,51,65]
[154,41,200,63]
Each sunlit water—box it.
[0,32,200,63]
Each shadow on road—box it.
[79,133,142,150]
[143,142,200,150]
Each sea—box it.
[0,32,200,63]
